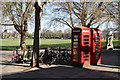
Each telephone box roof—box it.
[73,26,89,29]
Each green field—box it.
[0,39,120,50]
[0,39,71,50]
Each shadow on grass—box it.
[0,43,71,50]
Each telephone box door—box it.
[91,29,101,65]
[71,29,81,65]
[81,29,91,65]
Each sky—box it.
[0,2,118,34]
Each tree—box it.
[1,2,34,50]
[41,28,47,39]
[56,30,63,39]
[31,0,48,68]
[110,1,120,26]
[27,33,32,38]
[50,2,118,29]
[64,28,71,39]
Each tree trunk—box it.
[20,33,26,50]
[31,2,41,68]
[20,19,28,50]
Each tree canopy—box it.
[1,2,34,49]
[49,2,119,29]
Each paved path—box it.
[0,50,120,79]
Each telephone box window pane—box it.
[96,40,99,42]
[74,49,78,53]
[96,36,99,39]
[84,46,88,49]
[84,39,89,41]
[74,51,77,54]
[96,51,99,53]
[84,49,88,51]
[84,42,89,44]
[74,35,78,39]
[84,59,88,61]
[74,45,78,48]
[73,49,78,61]
[96,43,99,45]
[96,48,99,50]
[96,36,99,38]
[74,55,78,61]
[96,45,99,47]
[84,55,89,58]
[74,39,78,41]
[84,52,88,54]
[74,42,78,45]
[84,35,89,38]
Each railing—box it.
[12,47,72,65]
[40,47,71,65]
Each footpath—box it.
[0,50,119,79]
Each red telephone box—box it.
[90,28,101,65]
[71,27,91,66]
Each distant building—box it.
[13,31,21,38]
[2,29,20,39]
[2,29,12,39]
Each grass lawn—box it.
[0,39,71,50]
[0,39,120,50]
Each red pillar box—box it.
[71,27,91,67]
[90,28,101,65]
